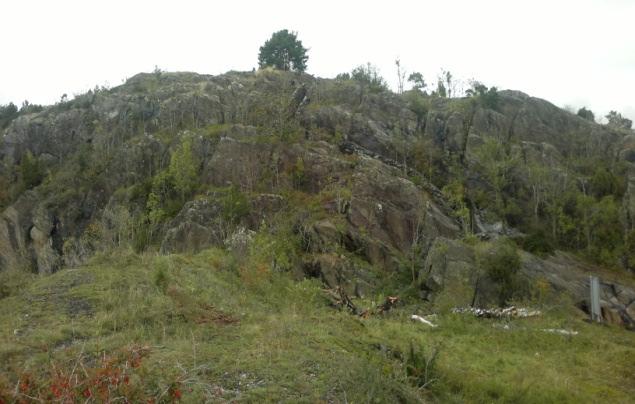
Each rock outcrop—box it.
[0,69,633,329]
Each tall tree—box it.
[407,72,427,92]
[258,30,309,72]
[605,110,632,130]
[444,70,453,98]
[395,58,406,94]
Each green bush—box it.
[153,261,170,293]
[220,186,250,224]
[350,63,388,93]
[19,151,45,190]
[290,157,306,189]
[405,342,440,390]
[520,229,555,257]
[132,218,151,253]
[0,103,18,129]
[477,239,523,306]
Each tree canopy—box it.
[407,72,427,92]
[258,30,308,72]
[576,107,595,122]
[466,81,500,109]
[605,110,632,130]
[350,63,387,92]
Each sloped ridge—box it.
[0,69,633,329]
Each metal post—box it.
[589,276,602,322]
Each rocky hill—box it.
[1,69,633,323]
[0,69,634,401]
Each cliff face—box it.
[0,70,633,325]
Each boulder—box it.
[0,192,62,274]
[418,237,498,307]
[160,198,225,254]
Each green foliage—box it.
[153,260,170,293]
[576,107,595,121]
[146,171,174,225]
[334,72,351,81]
[220,186,250,224]
[18,100,44,114]
[435,80,447,98]
[2,250,634,403]
[144,137,201,230]
[589,166,623,198]
[474,137,520,222]
[258,29,308,72]
[146,188,169,226]
[407,72,427,92]
[19,151,45,190]
[350,63,388,93]
[466,81,500,109]
[412,137,445,185]
[442,180,470,235]
[476,239,523,306]
[0,102,18,129]
[520,228,555,257]
[168,137,199,199]
[132,217,151,253]
[581,195,623,267]
[405,91,430,132]
[605,110,632,130]
[0,269,35,299]
[290,157,306,189]
[405,343,440,390]
[624,230,635,273]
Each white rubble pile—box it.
[451,306,541,318]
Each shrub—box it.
[476,239,523,306]
[405,342,440,390]
[576,107,595,122]
[168,137,199,199]
[350,63,388,93]
[19,151,45,189]
[220,186,250,224]
[0,102,18,129]
[520,229,555,257]
[466,81,500,110]
[153,261,170,293]
[290,157,306,189]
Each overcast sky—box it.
[1,0,634,122]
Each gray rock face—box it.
[0,192,62,274]
[419,236,635,328]
[302,252,374,299]
[523,252,635,328]
[160,198,225,254]
[0,69,633,330]
[347,157,459,257]
[160,192,286,254]
[419,238,478,303]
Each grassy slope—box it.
[1,249,634,403]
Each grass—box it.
[0,247,634,403]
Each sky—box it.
[1,0,634,122]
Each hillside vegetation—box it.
[0,68,634,402]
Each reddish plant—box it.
[0,344,186,402]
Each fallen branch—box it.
[323,289,399,318]
[410,315,437,327]
[323,287,360,315]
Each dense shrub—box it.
[477,239,523,306]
